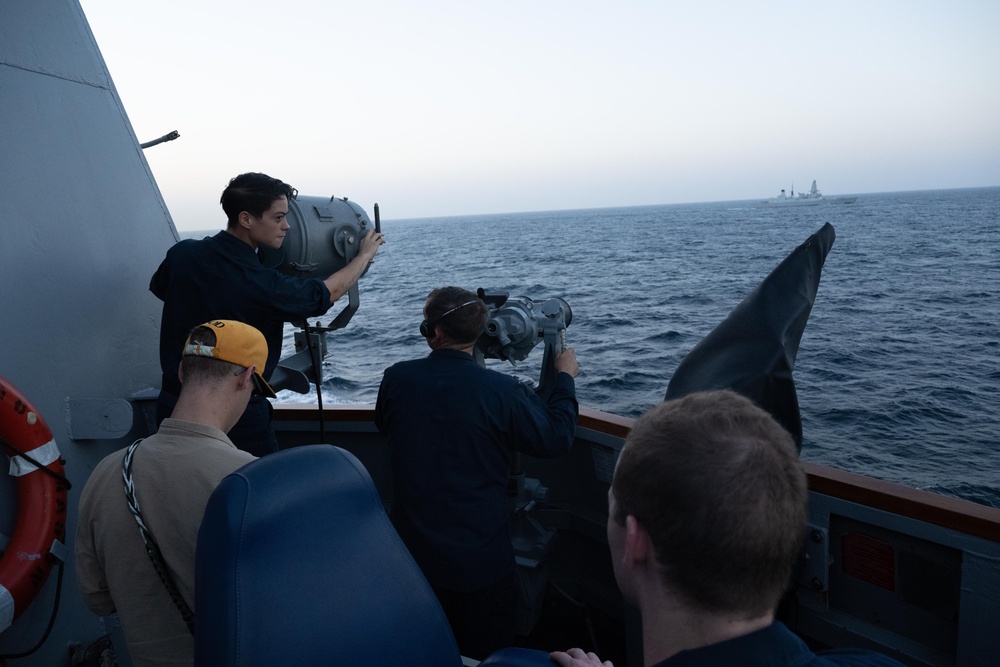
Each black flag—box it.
[665,223,836,450]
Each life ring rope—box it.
[8,438,61,476]
[2,437,71,488]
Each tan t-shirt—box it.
[75,418,256,666]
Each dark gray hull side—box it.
[1,1,172,662]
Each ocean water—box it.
[207,187,1000,509]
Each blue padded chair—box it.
[194,444,463,666]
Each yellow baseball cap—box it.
[183,320,277,398]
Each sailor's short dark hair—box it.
[425,287,488,345]
[220,172,296,225]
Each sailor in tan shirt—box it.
[76,320,271,666]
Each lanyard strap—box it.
[121,439,195,635]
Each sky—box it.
[79,0,1000,231]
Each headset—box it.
[419,300,480,338]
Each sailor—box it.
[75,320,269,667]
[375,286,580,659]
[150,172,385,456]
[550,390,906,667]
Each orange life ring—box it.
[0,376,68,632]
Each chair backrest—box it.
[194,444,463,666]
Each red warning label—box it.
[841,531,896,592]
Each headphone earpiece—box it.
[419,299,480,339]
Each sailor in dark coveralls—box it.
[151,172,384,456]
[375,286,580,659]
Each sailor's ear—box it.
[236,365,255,392]
[238,210,253,229]
[623,515,653,565]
